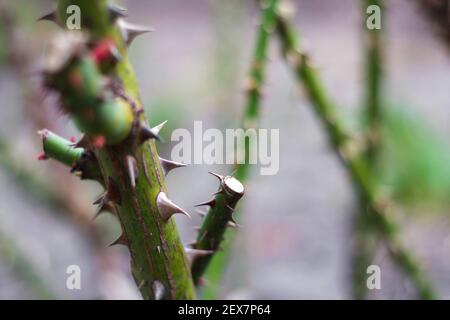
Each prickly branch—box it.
[191,172,245,285]
[38,0,195,299]
[200,0,278,298]
[274,6,435,299]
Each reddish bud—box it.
[91,39,120,65]
[92,135,107,149]
[37,152,48,161]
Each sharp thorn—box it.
[37,10,58,24]
[156,192,191,221]
[194,198,216,208]
[139,124,161,143]
[159,157,186,176]
[73,135,90,149]
[109,233,128,247]
[208,171,225,181]
[152,120,168,136]
[118,20,154,46]
[227,221,239,228]
[185,247,214,258]
[125,155,138,189]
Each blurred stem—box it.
[353,0,384,300]
[201,0,279,299]
[0,231,56,299]
[274,6,435,299]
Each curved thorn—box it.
[156,192,191,221]
[208,171,225,181]
[185,247,214,259]
[108,4,128,21]
[37,10,57,24]
[139,124,161,143]
[159,157,186,176]
[109,233,128,246]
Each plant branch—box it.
[38,0,196,299]
[200,0,278,298]
[274,6,435,299]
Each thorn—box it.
[73,135,90,149]
[185,247,214,259]
[37,10,58,24]
[152,120,168,136]
[108,4,127,21]
[159,157,186,176]
[227,221,239,228]
[118,20,154,46]
[208,171,225,181]
[109,233,128,246]
[125,155,138,189]
[156,192,191,221]
[152,280,165,300]
[193,226,201,231]
[194,198,216,208]
[139,124,161,143]
[37,152,48,161]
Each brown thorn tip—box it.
[156,192,191,221]
[109,233,127,247]
[194,198,216,208]
[159,157,186,176]
[37,11,57,23]
[208,171,225,181]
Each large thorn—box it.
[159,157,186,176]
[37,10,58,24]
[156,192,191,221]
[208,171,225,181]
[109,233,128,247]
[125,155,138,189]
[185,247,214,259]
[118,20,154,46]
[152,280,165,300]
[194,198,216,208]
[139,124,161,143]
[152,120,168,136]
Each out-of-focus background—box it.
[1,0,450,299]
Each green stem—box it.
[200,0,278,299]
[353,0,384,299]
[43,0,196,300]
[274,7,435,299]
[191,174,244,285]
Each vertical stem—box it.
[274,7,435,299]
[54,0,195,299]
[353,0,384,299]
[201,0,279,299]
